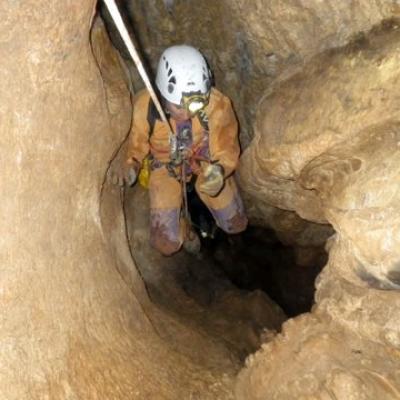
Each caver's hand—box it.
[122,163,138,186]
[108,159,138,187]
[197,163,224,197]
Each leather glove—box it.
[198,163,224,197]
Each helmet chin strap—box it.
[102,0,179,162]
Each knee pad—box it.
[151,236,182,256]
[219,213,248,234]
[150,208,182,255]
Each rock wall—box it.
[103,0,399,266]
[4,1,400,399]
[236,21,400,399]
[0,3,235,399]
[110,0,399,146]
[99,2,400,398]
[124,184,287,360]
[239,21,400,286]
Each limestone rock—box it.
[236,314,400,400]
[124,184,287,361]
[0,4,235,398]
[4,1,400,398]
[108,0,399,146]
[236,22,400,400]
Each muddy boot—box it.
[183,229,201,255]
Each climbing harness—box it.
[146,98,212,178]
[146,98,213,240]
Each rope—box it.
[102,0,175,143]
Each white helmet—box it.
[155,45,212,112]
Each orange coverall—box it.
[125,87,248,255]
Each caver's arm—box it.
[208,94,240,177]
[125,90,151,170]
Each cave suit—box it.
[125,87,248,256]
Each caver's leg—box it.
[149,167,183,256]
[195,175,248,234]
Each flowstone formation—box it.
[236,22,400,399]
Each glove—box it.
[123,163,138,186]
[198,163,224,197]
[108,159,138,187]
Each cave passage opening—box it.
[179,186,327,317]
[125,179,328,320]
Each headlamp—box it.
[188,100,205,114]
[181,92,209,115]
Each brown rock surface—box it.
[0,3,238,399]
[239,22,400,281]
[4,1,400,399]
[108,0,399,145]
[236,22,400,399]
[237,314,400,399]
[124,184,287,361]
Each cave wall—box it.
[98,3,400,398]
[0,2,149,396]
[124,184,287,360]
[111,0,399,146]
[4,1,400,398]
[0,3,235,399]
[104,0,399,262]
[235,21,400,400]
[239,22,400,287]
[112,1,400,396]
